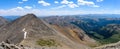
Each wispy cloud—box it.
[96,0,103,2]
[0,7,119,16]
[0,6,33,16]
[77,0,99,7]
[0,0,106,16]
[12,7,24,10]
[51,5,66,9]
[67,1,79,8]
[54,1,59,4]
[61,0,69,4]
[93,5,100,7]
[0,8,82,16]
[60,0,79,8]
[38,0,51,6]
[18,0,100,8]
[18,0,28,4]
[22,0,28,2]
[52,0,99,9]
[18,2,23,4]
[24,6,32,9]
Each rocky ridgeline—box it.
[1,41,120,49]
[0,42,22,49]
[0,42,59,49]
[94,41,120,49]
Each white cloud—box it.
[0,7,119,16]
[51,5,66,9]
[68,2,79,8]
[60,0,98,8]
[38,0,50,6]
[18,0,28,4]
[24,6,32,9]
[14,7,24,10]
[18,0,99,8]
[61,0,79,8]
[0,8,83,16]
[54,1,59,4]
[0,6,81,16]
[77,0,99,7]
[93,5,100,7]
[18,2,23,4]
[78,0,94,5]
[96,0,103,2]
[0,7,25,16]
[0,6,34,16]
[22,0,28,2]
[61,0,69,4]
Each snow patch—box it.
[22,28,27,39]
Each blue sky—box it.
[0,0,120,16]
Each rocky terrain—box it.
[0,14,92,49]
[1,41,120,49]
[44,16,98,47]
[94,41,120,49]
[43,15,120,49]
[0,14,120,49]
[43,15,120,45]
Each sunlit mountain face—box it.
[0,0,120,49]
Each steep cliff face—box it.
[0,14,90,49]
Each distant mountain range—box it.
[2,14,120,22]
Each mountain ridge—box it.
[0,14,91,49]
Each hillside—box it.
[43,15,120,46]
[44,16,98,47]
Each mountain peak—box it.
[0,14,55,44]
[22,13,37,19]
[12,14,38,23]
[25,13,36,16]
